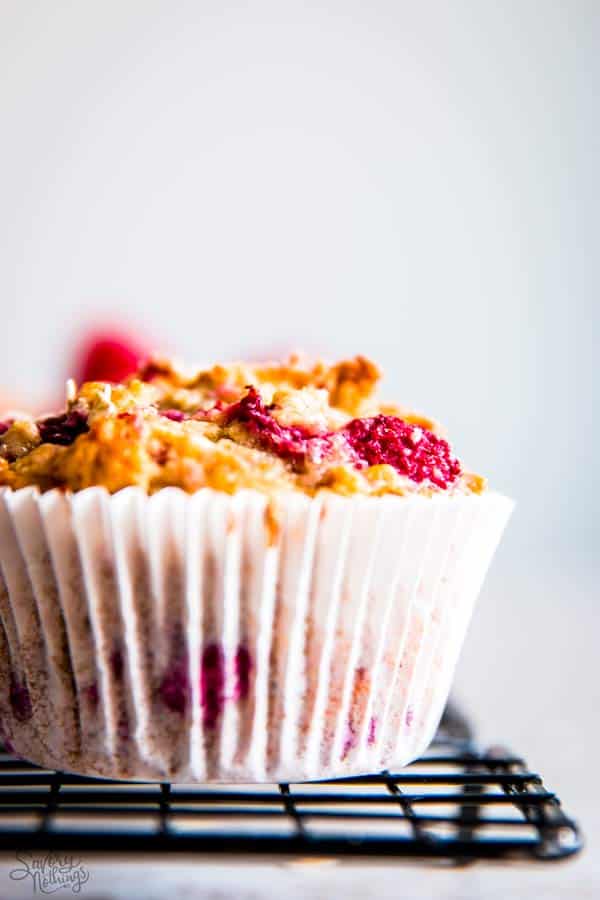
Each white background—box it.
[0,0,597,566]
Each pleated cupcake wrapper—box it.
[0,486,513,782]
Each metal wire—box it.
[0,734,582,862]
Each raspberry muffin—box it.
[0,355,512,780]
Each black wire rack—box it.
[0,716,582,864]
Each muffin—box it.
[0,355,512,781]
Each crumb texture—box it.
[0,355,485,497]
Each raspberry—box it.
[224,386,332,468]
[76,331,150,384]
[224,387,461,489]
[37,409,89,446]
[342,415,461,488]
[160,409,186,422]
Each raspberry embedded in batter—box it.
[0,354,479,497]
[342,415,461,489]
[37,409,89,446]
[224,386,333,468]
[225,387,461,488]
[160,409,187,423]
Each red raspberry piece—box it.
[160,409,187,422]
[75,331,151,384]
[37,409,89,446]
[342,415,461,488]
[223,387,461,489]
[224,386,331,468]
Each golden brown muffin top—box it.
[0,355,485,497]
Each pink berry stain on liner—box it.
[225,387,461,487]
[342,723,358,759]
[110,647,124,681]
[158,655,190,716]
[84,682,100,709]
[343,715,378,757]
[199,644,253,728]
[200,644,225,729]
[9,675,32,722]
[234,645,252,701]
[367,715,378,746]
[158,627,191,716]
[116,714,130,742]
[341,667,372,759]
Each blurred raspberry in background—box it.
[74,328,152,384]
[0,326,285,414]
[0,326,156,415]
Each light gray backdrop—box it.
[0,0,597,568]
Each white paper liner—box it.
[0,486,513,782]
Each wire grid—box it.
[0,737,582,863]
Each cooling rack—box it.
[0,727,582,863]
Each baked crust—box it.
[0,356,485,497]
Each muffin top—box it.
[0,355,485,497]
